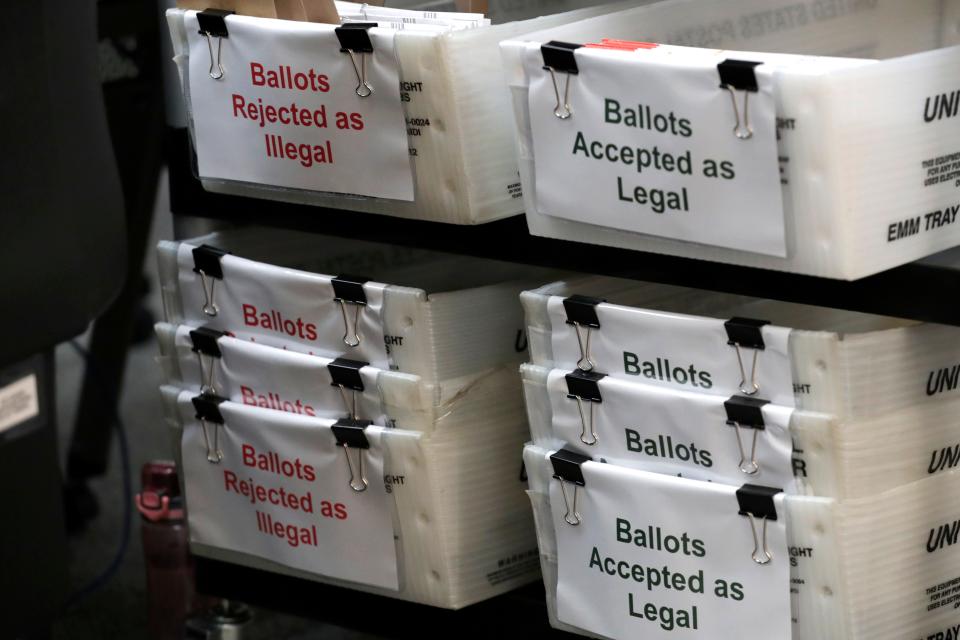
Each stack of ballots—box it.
[156,226,557,609]
[165,0,646,225]
[520,275,960,639]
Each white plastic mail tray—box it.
[523,277,960,420]
[525,442,960,640]
[522,363,960,500]
[501,0,960,278]
[166,1,640,224]
[162,382,538,609]
[158,227,557,398]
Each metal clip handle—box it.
[200,418,223,464]
[732,344,761,396]
[744,513,772,564]
[196,353,218,395]
[558,479,582,526]
[341,444,368,492]
[198,270,219,317]
[724,85,753,139]
[337,385,359,420]
[571,395,598,446]
[572,324,595,372]
[203,32,225,80]
[336,299,364,347]
[731,421,761,475]
[548,67,573,119]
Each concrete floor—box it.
[50,171,383,639]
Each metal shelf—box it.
[169,124,959,630]
[195,558,576,638]
[168,128,960,327]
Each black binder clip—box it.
[550,448,591,526]
[191,244,228,317]
[724,317,770,396]
[332,418,373,492]
[335,23,376,97]
[717,59,762,140]
[197,9,233,80]
[189,326,225,394]
[736,484,782,565]
[328,358,367,419]
[563,295,605,372]
[541,41,583,119]
[192,392,226,464]
[724,395,770,475]
[566,370,606,446]
[332,275,370,348]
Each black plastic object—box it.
[335,23,376,53]
[563,295,604,328]
[736,484,782,520]
[192,393,226,424]
[192,244,227,279]
[197,9,233,37]
[717,59,762,92]
[565,370,605,402]
[332,418,372,449]
[541,41,583,73]
[724,396,769,429]
[189,327,224,358]
[550,448,591,486]
[724,317,770,349]
[332,275,369,304]
[328,358,367,391]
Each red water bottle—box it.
[136,460,196,640]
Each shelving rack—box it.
[167,125,960,636]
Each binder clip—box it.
[332,418,373,492]
[541,41,582,119]
[736,484,782,565]
[189,326,225,394]
[197,9,233,80]
[332,275,370,348]
[192,393,227,464]
[328,358,367,420]
[550,448,591,526]
[563,294,605,372]
[717,59,762,140]
[191,244,228,317]
[724,395,770,475]
[724,317,770,396]
[335,23,376,97]
[565,370,606,446]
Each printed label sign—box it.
[0,374,39,434]
[547,297,795,407]
[525,43,785,256]
[177,244,391,369]
[171,325,390,425]
[182,398,400,590]
[547,370,796,491]
[186,12,414,201]
[551,459,790,639]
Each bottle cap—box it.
[136,460,184,522]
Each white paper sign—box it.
[551,458,790,639]
[525,43,785,256]
[186,12,414,201]
[0,374,39,434]
[181,396,400,590]
[547,370,796,491]
[547,296,795,407]
[170,325,390,425]
[177,244,391,369]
